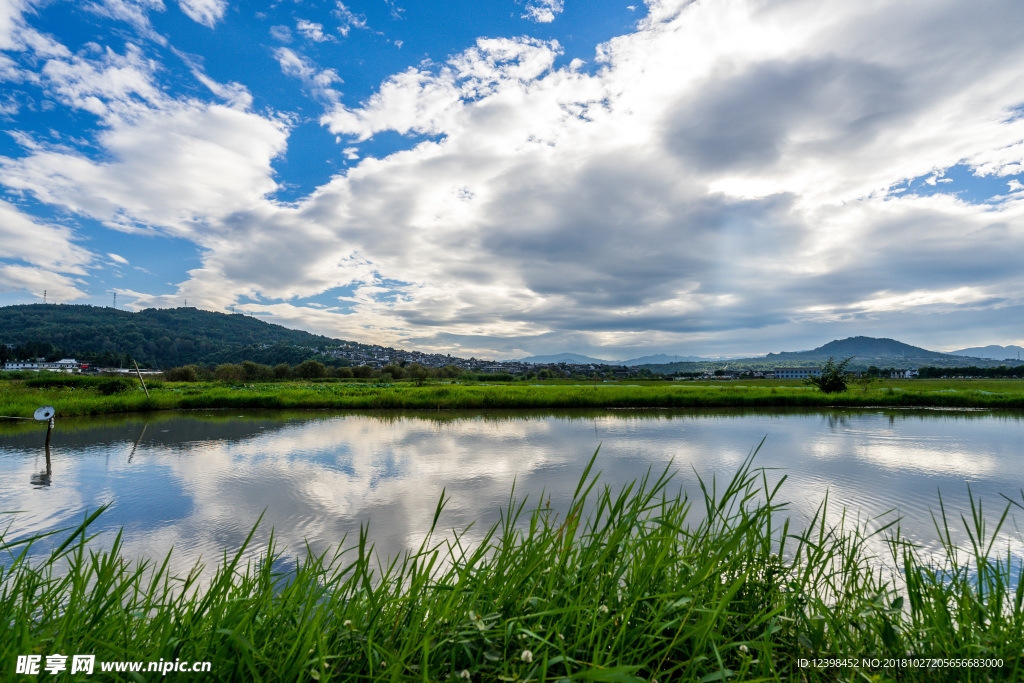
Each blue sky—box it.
[2,0,1023,359]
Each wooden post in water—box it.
[133,359,151,398]
[45,416,54,447]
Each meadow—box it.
[2,449,1020,681]
[2,376,1024,419]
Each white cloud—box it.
[296,19,331,43]
[321,37,563,140]
[40,43,165,123]
[522,0,564,24]
[0,199,94,272]
[85,0,168,43]
[176,0,226,28]
[333,2,367,37]
[7,0,1024,356]
[0,264,89,300]
[108,252,129,264]
[273,47,342,102]
[0,101,288,236]
[269,24,292,42]
[0,199,94,300]
[192,70,253,109]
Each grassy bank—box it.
[3,377,1024,418]
[3,450,1021,681]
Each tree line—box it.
[164,361,466,383]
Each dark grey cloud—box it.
[663,57,908,173]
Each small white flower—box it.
[558,633,564,641]
[520,650,534,663]
[739,644,749,654]
[459,670,471,680]
[598,604,609,614]
[343,619,353,629]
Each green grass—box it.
[2,448,1022,681]
[3,378,1024,418]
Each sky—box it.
[1,0,1023,360]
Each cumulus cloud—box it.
[283,0,1024,354]
[6,0,1024,356]
[39,42,165,123]
[321,37,563,140]
[0,101,288,235]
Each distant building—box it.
[3,358,82,373]
[774,367,821,380]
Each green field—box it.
[2,376,1024,419]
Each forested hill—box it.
[760,336,983,366]
[0,304,350,368]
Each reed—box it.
[2,447,1021,681]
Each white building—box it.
[774,367,821,380]
[3,358,82,372]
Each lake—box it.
[1,408,1022,578]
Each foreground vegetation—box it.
[2,375,1024,418]
[3,450,1021,681]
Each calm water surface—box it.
[1,408,1022,576]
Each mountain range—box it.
[950,344,1024,360]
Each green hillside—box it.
[0,304,352,369]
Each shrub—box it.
[164,365,200,382]
[273,363,292,379]
[805,356,853,393]
[24,376,96,389]
[97,378,135,395]
[214,364,245,382]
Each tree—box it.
[351,364,376,379]
[164,365,200,382]
[406,363,431,385]
[805,356,853,393]
[214,363,245,382]
[241,360,274,381]
[294,360,327,379]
